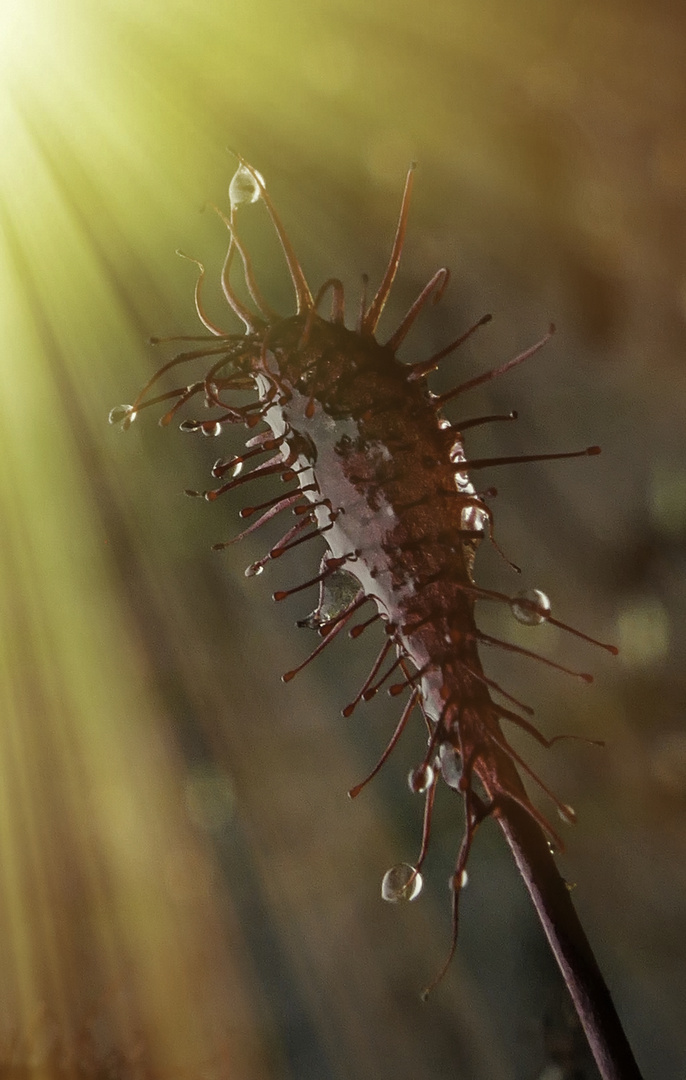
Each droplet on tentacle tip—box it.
[408,763,435,794]
[245,562,264,578]
[381,863,423,903]
[108,404,137,427]
[200,421,222,437]
[229,164,264,208]
[511,588,551,626]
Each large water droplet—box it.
[229,164,264,208]
[511,588,551,626]
[245,562,264,578]
[381,863,423,903]
[108,404,136,426]
[438,745,462,790]
[408,763,435,794]
[298,566,363,630]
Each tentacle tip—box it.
[419,988,430,1004]
[211,542,228,552]
[341,704,355,718]
[149,336,160,345]
[281,671,296,683]
[548,321,556,335]
[480,312,493,325]
[272,591,287,602]
[606,644,619,656]
[586,445,601,456]
[580,673,594,684]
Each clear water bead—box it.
[244,562,264,578]
[511,588,551,626]
[438,745,462,790]
[298,568,363,630]
[381,863,423,903]
[229,164,264,208]
[408,763,435,794]
[108,404,136,426]
[200,421,222,437]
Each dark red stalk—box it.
[499,803,643,1080]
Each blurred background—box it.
[0,0,685,1076]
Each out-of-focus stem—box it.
[497,800,644,1080]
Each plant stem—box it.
[497,800,644,1080]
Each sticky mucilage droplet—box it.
[408,763,435,794]
[381,863,423,903]
[229,164,264,208]
[511,588,551,626]
[200,421,222,437]
[108,404,137,427]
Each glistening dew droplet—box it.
[438,744,462,790]
[244,562,264,578]
[408,763,435,794]
[381,863,423,903]
[201,421,222,437]
[229,164,264,208]
[108,404,136,426]
[511,588,551,626]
